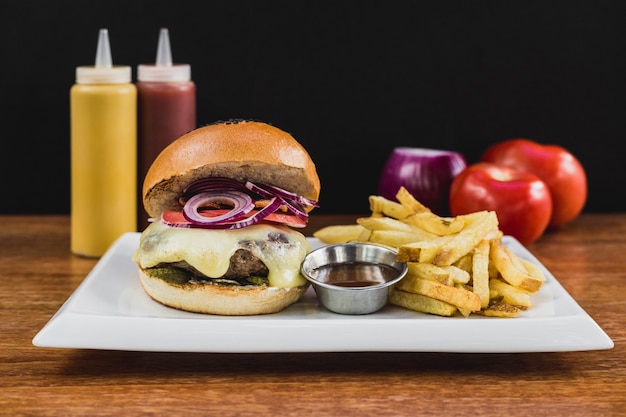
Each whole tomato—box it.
[481,138,587,229]
[449,162,553,245]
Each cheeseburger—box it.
[132,119,320,315]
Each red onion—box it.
[245,181,319,209]
[184,177,249,197]
[183,191,255,225]
[165,177,318,229]
[225,197,283,229]
[378,147,467,215]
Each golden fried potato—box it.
[396,211,499,266]
[453,254,473,273]
[472,239,491,308]
[520,258,546,283]
[394,186,432,214]
[402,212,466,236]
[489,278,531,308]
[431,211,499,266]
[389,288,457,317]
[490,238,543,293]
[395,276,481,312]
[357,216,427,234]
[313,224,368,244]
[406,262,455,286]
[396,235,456,264]
[475,301,523,318]
[367,230,435,247]
[368,195,413,219]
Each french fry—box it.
[472,240,491,308]
[476,301,523,318]
[367,230,435,247]
[357,216,427,234]
[396,276,481,312]
[389,288,457,317]
[396,234,456,264]
[402,212,466,236]
[446,265,471,284]
[488,259,500,279]
[406,263,469,285]
[489,278,531,308]
[395,186,431,214]
[356,216,437,240]
[406,263,454,286]
[453,254,473,274]
[520,258,546,283]
[432,211,499,266]
[357,227,372,242]
[398,212,498,265]
[313,224,368,244]
[368,195,413,219]
[454,283,473,317]
[490,238,543,293]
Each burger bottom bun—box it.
[138,269,309,315]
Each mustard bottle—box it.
[70,28,137,257]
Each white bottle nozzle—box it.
[138,28,191,82]
[95,28,113,68]
[76,28,131,84]
[156,28,173,67]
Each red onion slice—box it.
[182,191,255,225]
[223,197,282,229]
[184,177,251,197]
[245,181,312,221]
[249,182,319,208]
[279,198,309,222]
[165,178,318,229]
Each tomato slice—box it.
[162,209,306,228]
[263,211,307,228]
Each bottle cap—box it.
[138,28,191,82]
[76,29,131,84]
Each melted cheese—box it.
[132,221,309,288]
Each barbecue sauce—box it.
[311,262,399,288]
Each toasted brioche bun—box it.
[138,268,309,315]
[134,119,319,316]
[142,119,321,219]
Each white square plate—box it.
[33,233,613,353]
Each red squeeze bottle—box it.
[137,28,196,230]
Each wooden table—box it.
[1,214,625,416]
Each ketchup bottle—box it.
[70,29,137,257]
[137,28,196,229]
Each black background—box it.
[1,1,624,215]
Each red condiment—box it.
[311,262,399,288]
[137,28,196,230]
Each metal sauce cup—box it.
[300,243,408,315]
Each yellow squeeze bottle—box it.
[70,29,137,257]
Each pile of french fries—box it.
[313,187,545,318]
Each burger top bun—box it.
[142,119,321,220]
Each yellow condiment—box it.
[70,29,137,257]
